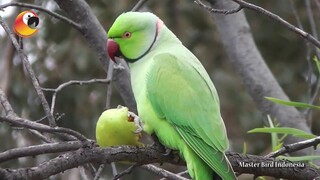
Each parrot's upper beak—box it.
[106,39,120,63]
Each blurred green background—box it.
[0,0,319,179]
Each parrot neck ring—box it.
[125,20,159,63]
[108,19,161,63]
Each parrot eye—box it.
[122,32,132,39]
[22,13,35,25]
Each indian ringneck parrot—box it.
[96,106,143,147]
[106,12,236,180]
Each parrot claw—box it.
[128,111,143,134]
[117,105,124,109]
[113,60,125,70]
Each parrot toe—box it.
[128,111,143,134]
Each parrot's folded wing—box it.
[146,53,235,179]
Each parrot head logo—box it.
[13,10,39,38]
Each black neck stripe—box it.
[125,21,159,63]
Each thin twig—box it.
[111,162,119,180]
[0,141,82,163]
[0,16,56,127]
[229,0,320,49]
[194,0,242,14]
[41,78,110,114]
[0,115,87,141]
[266,136,320,158]
[305,0,320,124]
[93,164,105,180]
[105,63,114,109]
[28,130,52,143]
[131,0,149,12]
[0,89,54,143]
[289,0,315,120]
[0,2,81,30]
[142,164,189,180]
[113,163,139,180]
[0,88,16,116]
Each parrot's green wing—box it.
[146,53,234,179]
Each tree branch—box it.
[0,116,87,141]
[0,145,318,180]
[0,88,16,116]
[0,2,81,30]
[41,78,110,114]
[131,0,149,12]
[194,0,242,14]
[0,16,56,127]
[266,136,320,158]
[231,0,320,49]
[141,164,189,180]
[0,141,82,163]
[53,0,137,112]
[202,0,318,157]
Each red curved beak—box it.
[106,39,119,62]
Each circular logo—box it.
[13,10,39,38]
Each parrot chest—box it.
[129,59,185,150]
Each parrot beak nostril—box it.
[27,17,39,29]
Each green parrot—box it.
[96,106,143,147]
[106,12,236,180]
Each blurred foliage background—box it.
[0,0,319,179]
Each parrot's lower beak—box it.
[106,39,120,63]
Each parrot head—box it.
[14,10,39,38]
[107,12,162,63]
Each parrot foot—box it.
[117,105,124,108]
[151,134,171,155]
[128,111,143,134]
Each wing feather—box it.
[146,53,234,178]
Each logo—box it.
[13,10,39,38]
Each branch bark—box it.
[0,16,56,127]
[0,145,318,180]
[207,0,317,156]
[52,0,137,113]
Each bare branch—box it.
[0,141,82,163]
[53,0,137,113]
[266,136,320,158]
[0,2,81,30]
[141,164,189,180]
[231,0,320,49]
[0,88,16,116]
[41,78,110,114]
[0,145,318,180]
[0,16,56,127]
[93,164,105,180]
[0,116,87,141]
[131,0,149,12]
[105,63,114,109]
[194,0,242,14]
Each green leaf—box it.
[274,142,283,151]
[257,177,266,180]
[278,155,320,162]
[265,97,320,109]
[309,161,320,169]
[313,56,320,74]
[248,127,317,139]
[267,115,278,151]
[242,142,247,155]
